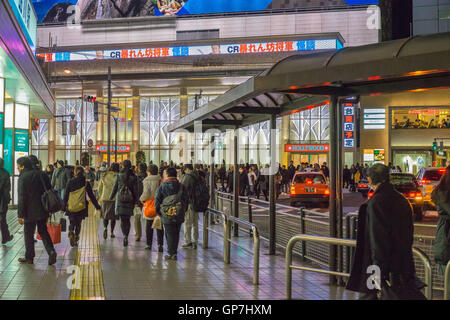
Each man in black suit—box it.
[16,157,57,265]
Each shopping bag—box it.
[152,216,162,230]
[143,198,156,219]
[36,223,62,244]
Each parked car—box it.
[368,173,424,221]
[416,167,446,209]
[356,177,370,198]
[290,172,329,208]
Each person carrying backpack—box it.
[64,166,101,247]
[110,160,138,247]
[180,164,210,250]
[155,167,188,260]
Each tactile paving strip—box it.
[70,208,105,300]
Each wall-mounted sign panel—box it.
[363,108,386,129]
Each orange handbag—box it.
[143,198,156,219]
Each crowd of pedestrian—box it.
[0,154,448,301]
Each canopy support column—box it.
[328,95,341,283]
[233,128,239,237]
[269,113,277,255]
[210,135,215,211]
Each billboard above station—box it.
[32,0,378,24]
[37,38,343,61]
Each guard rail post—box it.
[445,260,450,300]
[349,216,358,269]
[203,211,209,249]
[412,248,433,300]
[285,235,295,299]
[344,215,351,274]
[253,226,260,285]
[248,196,253,236]
[224,215,231,264]
[300,208,306,261]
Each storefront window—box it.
[391,107,450,129]
[392,151,432,175]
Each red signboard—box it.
[96,145,131,153]
[285,144,330,152]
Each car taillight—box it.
[408,192,416,198]
[420,179,430,184]
[368,191,374,198]
[324,189,330,195]
[438,169,445,173]
[290,187,295,195]
[358,184,367,188]
[415,192,423,200]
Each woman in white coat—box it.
[140,164,163,251]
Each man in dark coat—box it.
[226,166,234,193]
[218,164,226,187]
[52,160,71,200]
[110,159,139,247]
[287,161,296,182]
[180,164,201,249]
[17,157,57,265]
[238,166,249,196]
[155,167,188,260]
[343,165,351,189]
[0,158,13,244]
[346,164,422,300]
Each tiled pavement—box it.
[0,208,359,300]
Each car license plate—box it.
[425,185,433,193]
[305,187,315,193]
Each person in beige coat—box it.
[139,164,163,251]
[98,163,120,239]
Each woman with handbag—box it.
[98,163,120,239]
[64,166,101,247]
[139,164,163,252]
[110,159,138,247]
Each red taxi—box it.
[290,172,330,208]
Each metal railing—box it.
[203,208,260,285]
[286,234,433,300]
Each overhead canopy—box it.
[169,31,450,133]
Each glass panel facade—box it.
[290,104,330,144]
[140,97,180,164]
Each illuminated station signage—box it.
[37,39,343,62]
[343,102,355,148]
[96,145,131,153]
[285,144,330,152]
